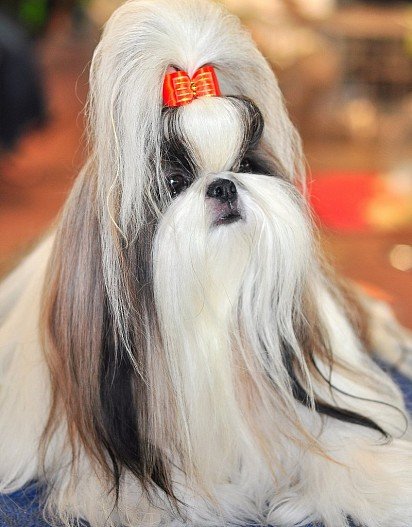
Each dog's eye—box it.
[238,158,252,173]
[167,173,188,197]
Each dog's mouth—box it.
[214,209,242,226]
[211,199,243,226]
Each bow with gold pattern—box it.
[162,65,221,107]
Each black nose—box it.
[206,178,237,203]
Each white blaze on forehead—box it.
[177,97,245,174]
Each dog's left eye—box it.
[236,155,273,176]
[167,173,189,197]
[238,158,252,173]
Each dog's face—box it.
[154,95,312,326]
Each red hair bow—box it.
[162,65,221,107]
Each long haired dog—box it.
[0,1,411,526]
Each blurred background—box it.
[0,0,411,327]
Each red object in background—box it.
[309,171,380,232]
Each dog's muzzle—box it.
[206,178,242,226]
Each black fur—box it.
[98,208,175,504]
[282,342,389,438]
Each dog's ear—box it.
[40,164,176,505]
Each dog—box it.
[0,1,411,526]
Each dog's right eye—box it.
[167,173,188,197]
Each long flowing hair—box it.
[39,0,406,521]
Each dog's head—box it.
[86,0,311,355]
[41,0,392,513]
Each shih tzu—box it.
[0,1,411,526]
